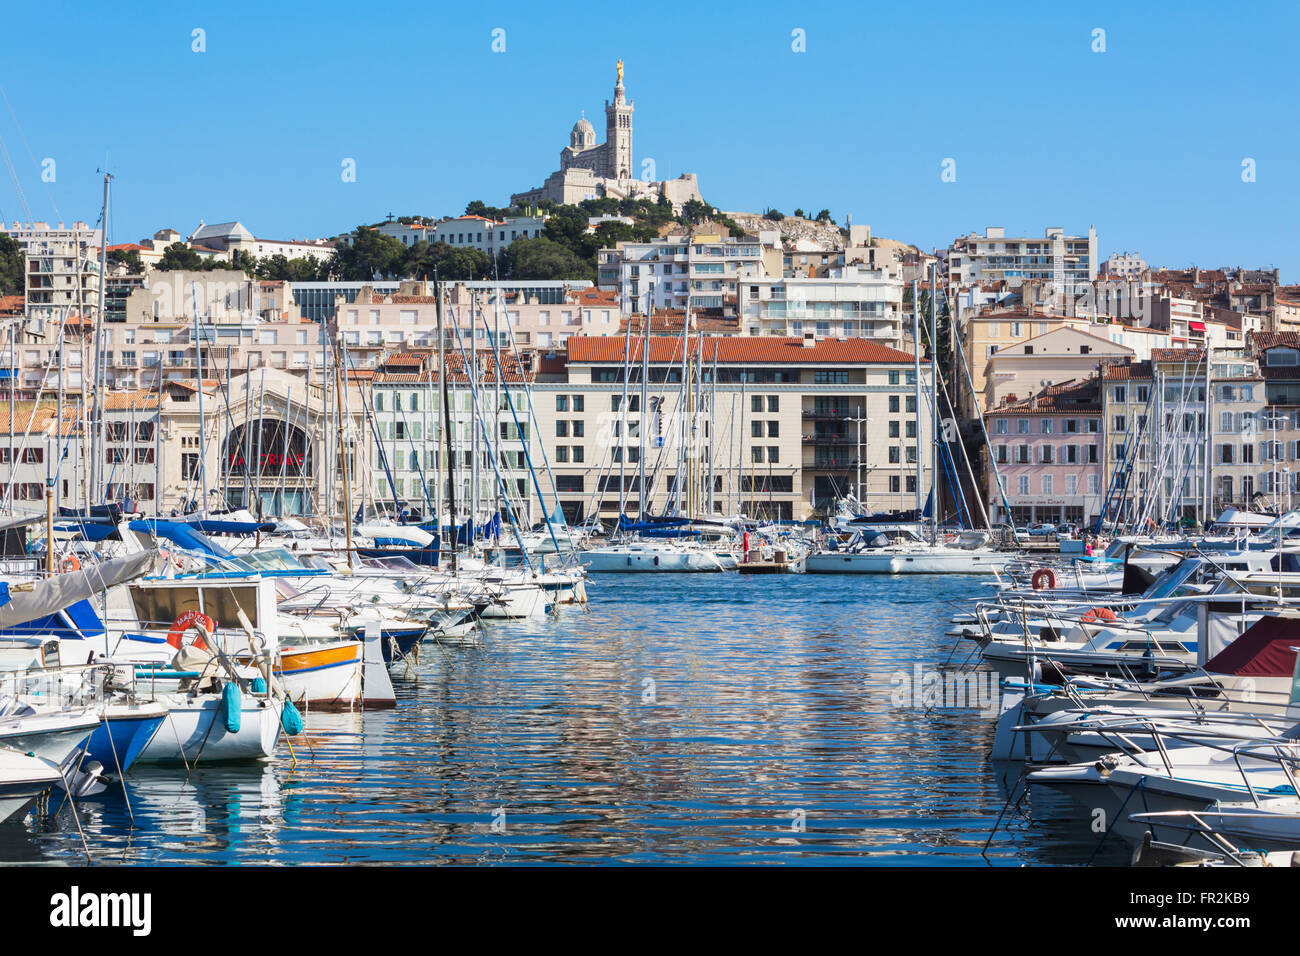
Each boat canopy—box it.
[1203,615,1300,677]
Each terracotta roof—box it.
[0,403,80,437]
[1152,348,1207,363]
[567,335,918,365]
[0,295,24,315]
[568,287,618,307]
[1101,360,1152,381]
[1250,331,1300,351]
[103,389,161,411]
[989,377,1100,415]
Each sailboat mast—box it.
[911,281,922,518]
[91,172,111,502]
[639,284,650,517]
[930,263,938,543]
[436,276,457,570]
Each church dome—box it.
[570,114,595,148]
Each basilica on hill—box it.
[510,62,703,212]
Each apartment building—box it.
[948,226,1097,292]
[1101,251,1147,278]
[737,267,905,348]
[1,220,102,324]
[984,378,1103,527]
[376,215,549,256]
[983,326,1134,410]
[1099,349,1266,525]
[598,230,781,316]
[537,335,932,523]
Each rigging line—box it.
[0,84,59,222]
[0,129,32,223]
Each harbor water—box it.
[0,575,1127,865]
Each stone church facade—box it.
[511,63,703,212]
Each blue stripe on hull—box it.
[84,715,166,772]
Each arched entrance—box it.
[223,419,313,516]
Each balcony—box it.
[803,431,854,444]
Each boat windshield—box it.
[234,548,312,573]
[361,556,424,572]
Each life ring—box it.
[60,555,80,573]
[166,610,216,652]
[1031,568,1057,590]
[1080,607,1119,624]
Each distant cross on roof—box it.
[385,212,395,223]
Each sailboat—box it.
[807,270,1014,574]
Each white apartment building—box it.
[738,267,905,348]
[2,221,102,324]
[1101,251,1147,278]
[948,226,1098,292]
[375,215,549,258]
[598,230,782,316]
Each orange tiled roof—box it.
[567,335,917,365]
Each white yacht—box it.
[579,540,728,573]
[805,527,1014,574]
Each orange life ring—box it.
[1031,568,1057,590]
[59,555,80,573]
[166,610,216,652]
[1081,607,1119,624]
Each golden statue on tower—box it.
[616,59,624,85]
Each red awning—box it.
[1189,321,1207,332]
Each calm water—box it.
[0,575,1126,865]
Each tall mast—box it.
[929,264,938,543]
[911,281,922,519]
[91,172,111,502]
[332,333,354,571]
[191,283,210,513]
[617,307,633,526]
[436,275,457,570]
[639,283,650,517]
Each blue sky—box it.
[3,0,1297,275]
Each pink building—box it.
[985,377,1103,527]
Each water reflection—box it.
[3,575,1108,865]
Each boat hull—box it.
[137,695,281,764]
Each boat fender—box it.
[222,682,242,734]
[250,677,267,694]
[1080,607,1119,624]
[281,698,304,736]
[1031,568,1057,590]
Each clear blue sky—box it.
[3,0,1297,275]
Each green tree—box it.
[793,208,805,219]
[403,241,491,280]
[763,208,784,221]
[815,209,832,222]
[0,235,21,296]
[325,226,407,280]
[500,237,594,280]
[107,247,145,275]
[154,243,241,273]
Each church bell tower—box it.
[604,59,634,180]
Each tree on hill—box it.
[155,243,242,272]
[107,247,145,275]
[404,240,492,280]
[0,235,21,296]
[324,227,407,280]
[500,237,594,281]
